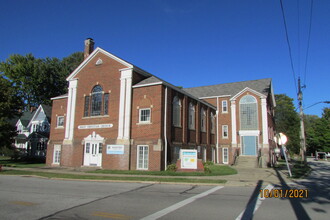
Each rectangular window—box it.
[223,148,228,164]
[85,143,90,154]
[84,96,90,117]
[56,116,64,127]
[53,145,61,164]
[137,145,149,170]
[103,93,109,115]
[222,100,228,113]
[139,108,151,123]
[99,143,103,154]
[222,125,228,138]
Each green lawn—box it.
[0,156,45,168]
[0,170,226,184]
[88,165,237,176]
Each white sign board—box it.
[180,149,198,169]
[78,124,113,129]
[106,145,124,155]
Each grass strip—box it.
[0,170,226,184]
[88,165,237,176]
[291,162,312,179]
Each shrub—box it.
[166,164,177,172]
[204,166,212,174]
[203,160,214,166]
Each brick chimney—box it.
[84,38,95,59]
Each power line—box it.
[279,0,298,94]
[303,0,314,86]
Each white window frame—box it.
[222,125,229,139]
[53,145,61,165]
[223,147,229,164]
[137,145,149,170]
[139,108,151,123]
[56,116,64,128]
[222,100,228,113]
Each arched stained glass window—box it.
[188,103,195,130]
[201,108,206,132]
[240,95,258,130]
[91,85,103,116]
[173,96,181,127]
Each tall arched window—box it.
[240,95,258,130]
[201,108,206,132]
[84,85,109,117]
[91,85,103,116]
[172,96,181,127]
[210,112,215,134]
[188,102,195,130]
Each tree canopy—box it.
[274,94,300,154]
[305,108,330,154]
[0,52,83,148]
[0,52,83,110]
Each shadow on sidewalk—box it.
[274,168,311,220]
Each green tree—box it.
[305,108,330,154]
[274,94,300,154]
[0,52,83,109]
[0,76,23,148]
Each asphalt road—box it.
[0,160,329,220]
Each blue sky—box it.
[1,0,329,116]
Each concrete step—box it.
[235,156,258,168]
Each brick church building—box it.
[46,39,276,170]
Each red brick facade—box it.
[46,43,276,170]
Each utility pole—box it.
[298,77,306,163]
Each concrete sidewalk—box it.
[1,165,294,187]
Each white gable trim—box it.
[199,95,231,99]
[230,87,266,101]
[66,47,133,81]
[132,82,163,88]
[51,95,68,100]
[27,105,44,127]
[16,120,23,128]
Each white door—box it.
[84,142,102,166]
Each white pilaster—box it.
[117,78,126,139]
[118,68,133,140]
[65,79,78,140]
[261,98,269,144]
[231,100,237,144]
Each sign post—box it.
[277,133,292,177]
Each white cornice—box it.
[132,82,163,88]
[230,87,266,101]
[199,95,231,99]
[66,47,133,81]
[51,95,68,100]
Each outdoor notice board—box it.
[106,145,124,155]
[180,149,197,169]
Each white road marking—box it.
[235,184,274,220]
[140,186,224,220]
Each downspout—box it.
[216,97,219,164]
[164,86,168,169]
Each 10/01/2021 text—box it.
[260,189,308,198]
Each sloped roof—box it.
[40,104,52,120]
[183,78,272,98]
[133,76,216,109]
[19,111,35,127]
[133,76,163,87]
